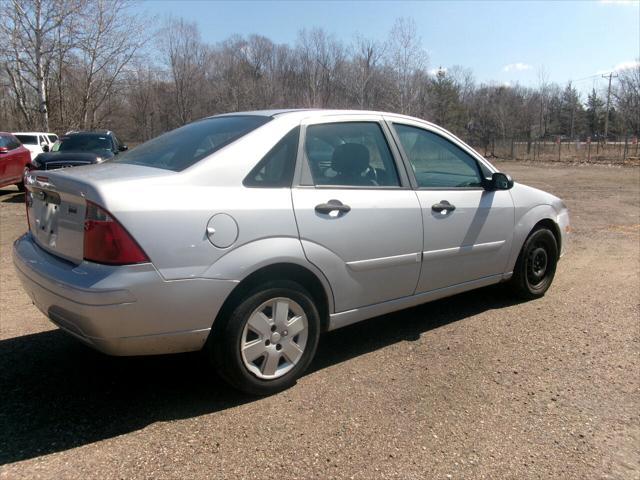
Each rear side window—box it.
[113,116,272,172]
[304,122,400,187]
[15,135,37,145]
[244,127,299,188]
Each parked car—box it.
[13,132,58,160]
[30,130,127,170]
[0,132,31,191]
[13,109,570,395]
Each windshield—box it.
[112,115,272,171]
[15,135,38,145]
[53,135,113,154]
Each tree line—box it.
[1,0,638,152]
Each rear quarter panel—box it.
[106,184,301,281]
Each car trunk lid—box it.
[27,174,86,263]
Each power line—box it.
[571,73,607,83]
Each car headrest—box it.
[331,143,370,175]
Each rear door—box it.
[388,119,514,293]
[292,116,422,312]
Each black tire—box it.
[510,227,558,299]
[208,280,320,396]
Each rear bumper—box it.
[13,233,237,355]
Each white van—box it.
[13,132,59,161]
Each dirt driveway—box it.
[1,162,638,479]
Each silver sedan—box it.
[13,109,570,395]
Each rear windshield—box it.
[112,115,272,171]
[54,135,113,154]
[15,135,38,145]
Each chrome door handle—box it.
[315,199,351,214]
[432,200,456,213]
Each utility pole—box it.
[602,72,618,143]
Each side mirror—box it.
[41,144,50,152]
[119,144,128,152]
[485,172,514,191]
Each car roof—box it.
[13,132,57,136]
[212,109,316,118]
[210,108,434,125]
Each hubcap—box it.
[240,297,308,380]
[527,244,548,286]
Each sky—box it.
[136,0,640,94]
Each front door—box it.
[390,121,514,293]
[292,118,423,312]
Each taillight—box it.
[83,201,149,265]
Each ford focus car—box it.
[13,109,569,395]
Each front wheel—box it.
[209,281,320,395]
[509,227,558,299]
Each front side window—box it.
[47,135,58,143]
[305,122,400,187]
[393,124,482,188]
[113,115,271,172]
[244,127,299,188]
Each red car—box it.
[0,132,31,191]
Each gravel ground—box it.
[1,162,638,479]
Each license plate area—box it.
[28,187,85,263]
[31,188,62,245]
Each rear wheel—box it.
[510,227,558,299]
[209,281,320,395]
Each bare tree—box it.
[348,36,386,109]
[73,0,145,129]
[1,5,633,155]
[386,18,428,115]
[0,0,79,130]
[296,28,345,108]
[159,18,207,124]
[614,62,640,136]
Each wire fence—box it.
[473,136,640,166]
